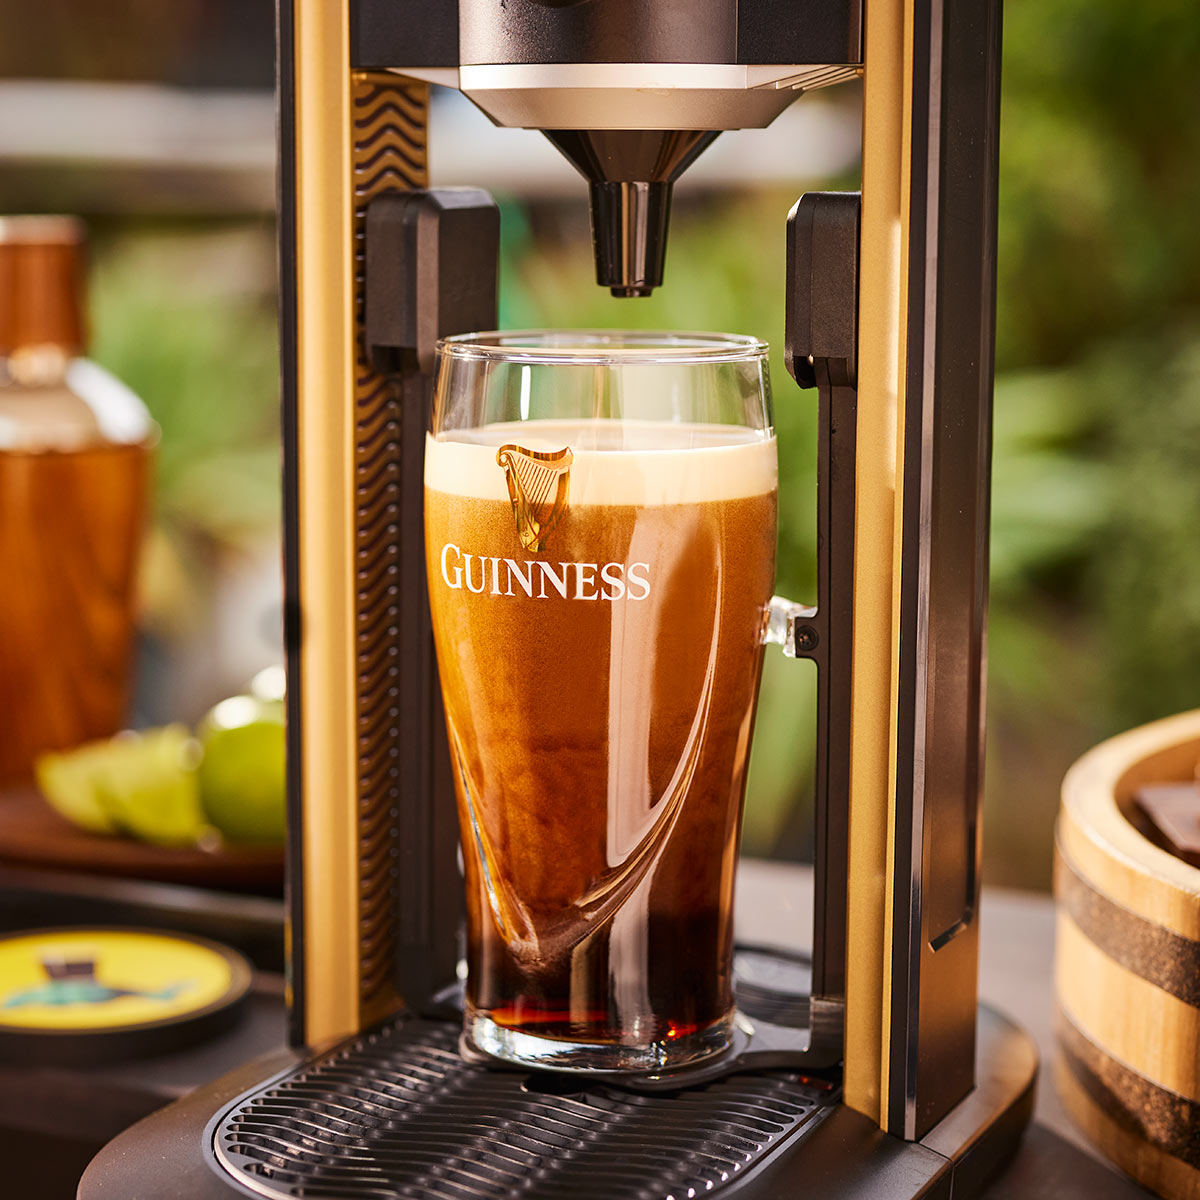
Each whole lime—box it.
[197,696,286,844]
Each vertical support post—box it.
[280,0,436,1047]
[848,0,1002,1137]
[785,192,860,1034]
[888,0,1003,1139]
[281,0,368,1049]
[846,0,913,1127]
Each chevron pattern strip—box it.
[350,73,429,1016]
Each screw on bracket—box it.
[793,625,820,655]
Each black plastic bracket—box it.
[365,188,499,376]
[784,191,861,1016]
[364,189,499,1014]
[786,191,859,390]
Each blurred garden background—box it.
[2,0,1198,888]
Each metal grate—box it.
[212,1019,836,1200]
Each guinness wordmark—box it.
[438,543,652,601]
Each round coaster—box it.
[0,927,252,1064]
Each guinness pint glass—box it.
[425,331,777,1072]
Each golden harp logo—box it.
[496,444,573,552]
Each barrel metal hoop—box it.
[1054,841,1200,1009]
[1055,1004,1200,1168]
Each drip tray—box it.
[210,1018,838,1200]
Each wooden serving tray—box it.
[0,787,283,895]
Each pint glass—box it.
[424,331,777,1072]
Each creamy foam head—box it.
[425,420,777,506]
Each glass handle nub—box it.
[762,595,818,659]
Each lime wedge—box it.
[36,742,121,834]
[36,726,207,847]
[198,696,286,844]
[95,726,206,847]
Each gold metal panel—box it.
[292,5,428,1045]
[294,0,359,1048]
[843,0,914,1123]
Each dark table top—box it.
[0,860,1154,1199]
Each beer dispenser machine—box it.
[82,0,1037,1196]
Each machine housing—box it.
[79,1,1035,1196]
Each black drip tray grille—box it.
[213,1018,835,1200]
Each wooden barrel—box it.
[1055,709,1200,1199]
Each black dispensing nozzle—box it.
[588,180,671,298]
[543,129,720,297]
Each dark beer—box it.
[425,419,777,1069]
